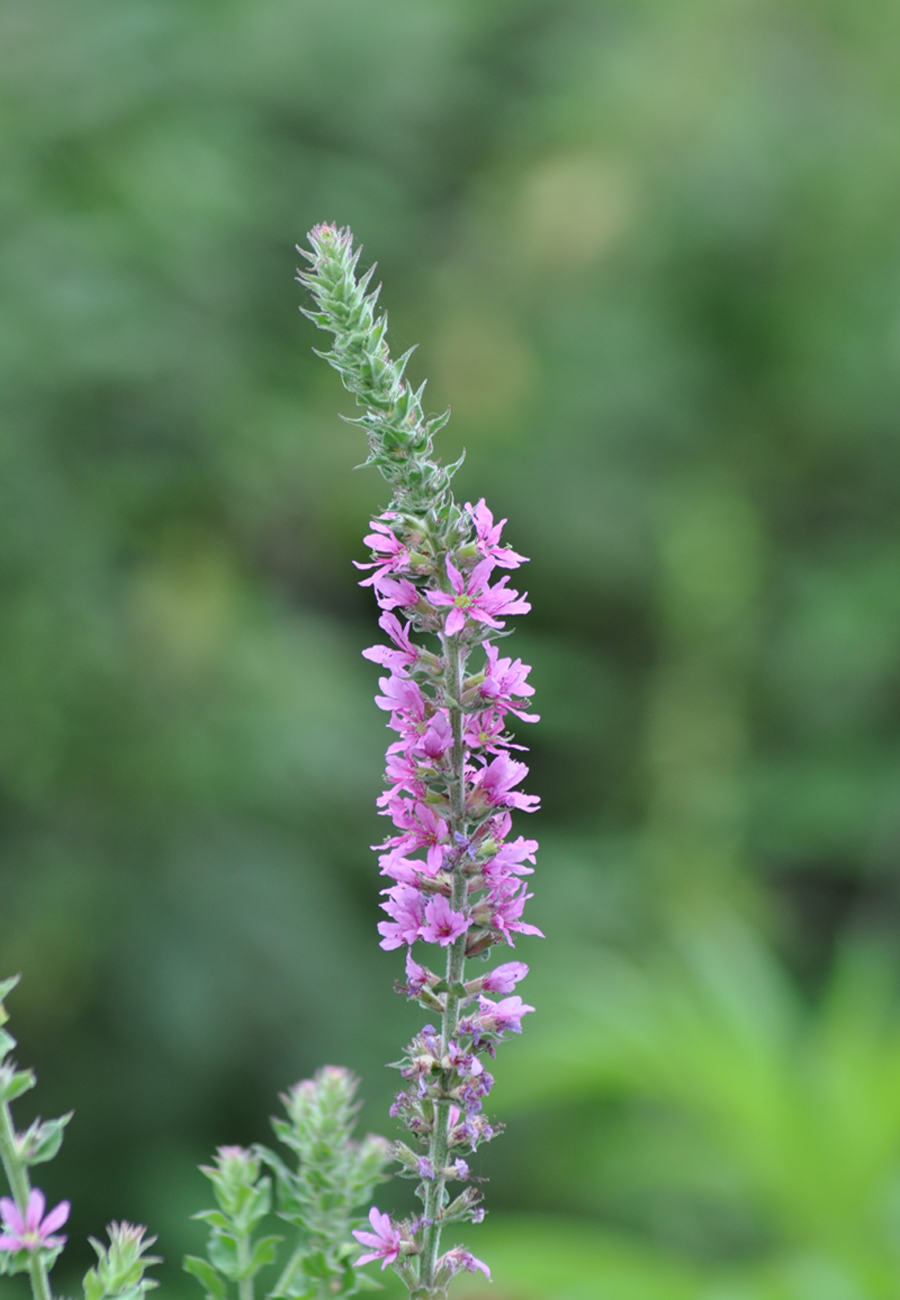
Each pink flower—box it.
[482,961,529,994]
[378,750,426,802]
[354,517,410,587]
[0,1189,69,1253]
[361,612,420,673]
[482,882,544,944]
[469,753,540,813]
[439,1245,491,1279]
[374,674,427,727]
[479,643,539,721]
[463,709,527,754]
[478,994,535,1034]
[483,835,539,880]
[430,558,530,636]
[465,499,528,569]
[410,711,454,761]
[404,950,437,995]
[373,575,420,612]
[421,895,471,946]
[379,801,449,872]
[378,885,426,950]
[352,1207,402,1269]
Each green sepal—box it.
[0,1029,16,1061]
[1,1241,65,1276]
[1,1246,37,1276]
[414,991,444,1013]
[431,980,467,997]
[183,1256,226,1300]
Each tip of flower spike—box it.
[307,221,338,245]
[305,222,355,259]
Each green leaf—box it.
[349,1267,384,1292]
[0,1029,16,1061]
[0,1069,35,1104]
[82,1267,105,1300]
[300,1249,332,1281]
[246,1234,282,1275]
[0,975,20,1006]
[191,1210,231,1232]
[183,1256,226,1300]
[238,1178,272,1231]
[207,1233,240,1278]
[270,1279,317,1300]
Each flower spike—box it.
[301,224,541,1298]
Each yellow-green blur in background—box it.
[3,1,900,1297]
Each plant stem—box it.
[236,1229,254,1300]
[0,1101,53,1300]
[417,633,468,1298]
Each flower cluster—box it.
[300,222,542,1298]
[356,496,540,1287]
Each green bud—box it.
[84,1221,161,1300]
[0,1062,32,1101]
[15,1111,73,1165]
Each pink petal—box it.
[444,608,466,636]
[354,1249,384,1267]
[444,558,465,594]
[352,1231,384,1250]
[40,1201,70,1236]
[0,1196,24,1235]
[24,1189,45,1234]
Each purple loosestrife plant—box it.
[0,976,161,1300]
[185,1067,389,1300]
[298,224,541,1299]
[1,971,388,1300]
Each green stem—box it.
[417,633,468,1298]
[236,1228,254,1300]
[0,1102,53,1300]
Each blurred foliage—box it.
[2,0,900,1296]
[454,924,900,1299]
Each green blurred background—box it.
[3,1,900,1296]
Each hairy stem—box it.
[236,1221,255,1300]
[418,633,468,1296]
[0,1102,53,1300]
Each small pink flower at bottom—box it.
[0,1189,69,1253]
[352,1206,402,1269]
[440,1245,491,1278]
